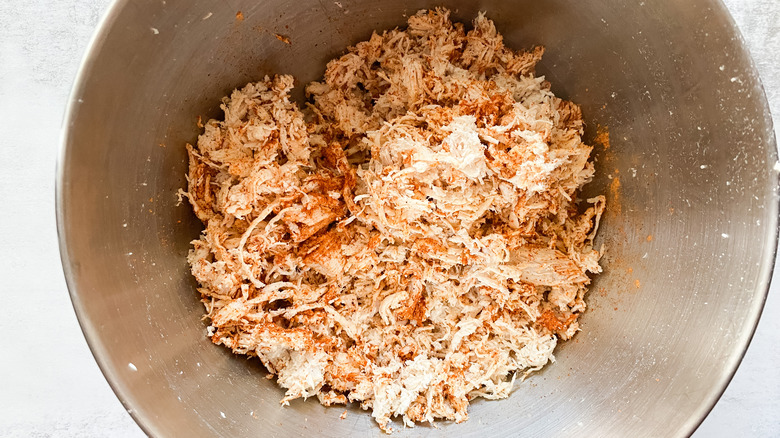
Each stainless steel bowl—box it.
[57,0,778,436]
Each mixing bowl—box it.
[57,0,778,436]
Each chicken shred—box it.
[184,8,605,433]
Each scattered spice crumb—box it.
[274,33,291,44]
[646,234,653,242]
[634,279,641,289]
[197,116,204,128]
[236,11,244,21]
[340,410,348,420]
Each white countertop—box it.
[0,0,777,436]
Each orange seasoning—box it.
[538,310,565,331]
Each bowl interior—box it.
[59,0,778,436]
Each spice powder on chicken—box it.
[182,8,605,433]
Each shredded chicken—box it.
[183,8,605,433]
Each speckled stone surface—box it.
[0,0,776,436]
